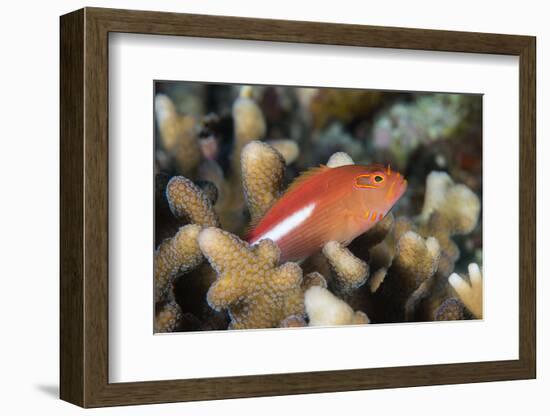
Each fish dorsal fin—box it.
[281,165,330,197]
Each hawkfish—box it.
[247,164,407,262]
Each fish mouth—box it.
[386,175,407,203]
[398,176,408,197]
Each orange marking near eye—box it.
[387,165,391,175]
[379,213,384,221]
[356,174,376,189]
[370,212,377,222]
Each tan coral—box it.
[448,263,483,318]
[372,231,441,322]
[154,301,183,333]
[231,86,266,180]
[195,180,218,205]
[368,268,388,294]
[436,184,481,234]
[323,241,369,292]
[411,172,481,318]
[392,232,441,282]
[266,139,300,165]
[206,88,269,233]
[198,227,304,329]
[166,176,219,227]
[154,224,203,303]
[279,315,307,328]
[434,297,466,321]
[305,286,369,326]
[419,171,480,234]
[419,171,454,223]
[241,141,286,222]
[154,94,201,176]
[301,271,328,291]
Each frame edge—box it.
[61,7,537,407]
[60,8,86,407]
[518,36,537,379]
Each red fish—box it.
[247,164,407,262]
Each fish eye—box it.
[355,173,385,189]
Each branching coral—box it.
[434,297,466,321]
[266,139,300,165]
[370,231,441,321]
[448,263,482,318]
[419,171,480,235]
[153,83,483,332]
[154,224,203,303]
[154,301,183,333]
[413,172,481,318]
[360,171,480,322]
[301,271,328,291]
[194,87,270,233]
[241,141,286,222]
[155,94,201,176]
[155,177,223,331]
[305,286,369,326]
[166,176,220,227]
[323,241,369,293]
[279,315,307,328]
[231,86,267,182]
[198,227,304,329]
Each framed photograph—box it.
[60,7,536,408]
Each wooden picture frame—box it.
[60,7,536,408]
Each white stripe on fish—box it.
[250,203,316,245]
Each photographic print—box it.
[153,82,482,333]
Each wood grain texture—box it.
[518,38,536,376]
[59,9,84,406]
[59,7,537,408]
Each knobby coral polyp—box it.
[199,227,304,329]
[153,86,482,332]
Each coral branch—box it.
[266,139,300,165]
[154,301,183,333]
[242,141,286,222]
[323,241,369,292]
[448,263,483,318]
[434,298,466,321]
[372,231,440,322]
[166,176,219,227]
[305,286,369,326]
[420,171,480,234]
[154,94,201,176]
[154,224,203,303]
[279,315,307,328]
[198,227,304,329]
[302,271,328,291]
[231,86,266,179]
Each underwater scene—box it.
[154,82,483,333]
